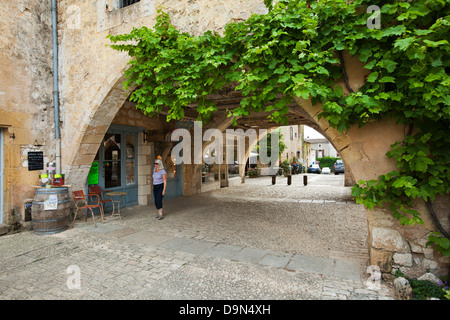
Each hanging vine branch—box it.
[338,51,354,94]
[109,0,450,255]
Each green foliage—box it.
[444,288,450,300]
[280,159,290,173]
[316,157,340,171]
[109,0,450,254]
[395,270,449,300]
[409,279,446,300]
[427,232,450,256]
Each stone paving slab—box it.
[201,243,243,260]
[177,239,217,255]
[287,254,335,277]
[233,247,267,263]
[159,237,194,251]
[259,253,292,268]
[334,260,363,282]
[152,236,363,282]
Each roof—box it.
[304,138,329,144]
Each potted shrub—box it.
[248,167,258,178]
[280,160,291,177]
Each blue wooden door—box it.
[151,144,183,203]
[89,125,141,212]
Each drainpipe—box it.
[51,0,61,174]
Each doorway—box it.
[89,125,141,211]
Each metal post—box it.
[52,0,61,174]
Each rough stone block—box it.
[370,248,393,273]
[393,252,413,267]
[371,227,409,252]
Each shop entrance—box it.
[89,124,142,211]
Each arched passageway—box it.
[63,51,446,278]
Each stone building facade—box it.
[279,125,303,164]
[0,0,448,277]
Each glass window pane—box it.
[126,134,136,185]
[165,149,177,179]
[105,161,121,188]
[126,160,135,185]
[104,134,121,161]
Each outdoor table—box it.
[106,191,128,220]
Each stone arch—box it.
[64,69,135,190]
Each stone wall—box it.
[0,0,54,224]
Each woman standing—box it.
[153,158,167,220]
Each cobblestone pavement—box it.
[0,174,395,300]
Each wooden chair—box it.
[72,190,104,227]
[88,186,112,214]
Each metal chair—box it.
[72,190,104,227]
[88,185,112,214]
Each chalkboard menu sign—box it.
[28,151,44,171]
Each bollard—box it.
[287,175,292,185]
[272,175,276,185]
[303,175,308,186]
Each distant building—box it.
[304,137,338,166]
[279,125,303,163]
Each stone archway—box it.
[63,70,135,191]
[62,52,447,278]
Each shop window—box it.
[126,135,136,185]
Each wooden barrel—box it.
[31,187,70,235]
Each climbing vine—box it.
[109,0,450,255]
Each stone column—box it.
[137,132,152,205]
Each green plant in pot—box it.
[248,167,258,178]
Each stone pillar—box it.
[137,133,152,205]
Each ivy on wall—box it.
[109,0,450,255]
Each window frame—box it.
[119,0,141,9]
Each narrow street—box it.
[0,174,395,300]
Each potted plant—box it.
[248,167,258,178]
[280,160,291,177]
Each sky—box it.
[304,126,324,140]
